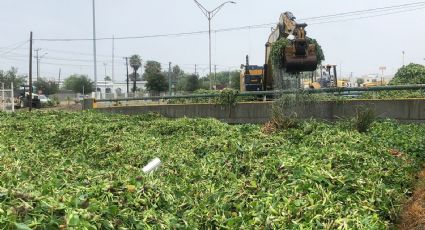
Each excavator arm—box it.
[263,12,318,90]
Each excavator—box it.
[241,12,318,91]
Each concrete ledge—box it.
[93,99,425,124]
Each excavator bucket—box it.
[283,39,318,73]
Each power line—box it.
[301,1,425,21]
[309,5,425,25]
[41,48,125,59]
[0,40,29,56]
[32,2,425,42]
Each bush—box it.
[218,88,239,106]
[352,106,375,133]
[266,92,316,132]
[390,63,425,85]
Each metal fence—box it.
[0,82,15,112]
[93,84,425,107]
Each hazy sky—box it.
[0,0,424,82]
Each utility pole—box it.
[339,62,342,79]
[29,32,33,111]
[35,48,40,82]
[58,68,61,88]
[132,63,137,96]
[1,83,4,111]
[103,63,107,97]
[34,49,47,83]
[124,57,129,94]
[193,0,236,89]
[168,62,172,96]
[92,0,98,98]
[214,65,217,90]
[112,35,115,83]
[103,63,107,79]
[228,68,231,87]
[379,66,386,85]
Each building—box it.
[359,74,394,87]
[95,80,147,95]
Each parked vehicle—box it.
[37,95,51,104]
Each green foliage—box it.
[143,61,162,80]
[360,90,425,99]
[0,67,26,91]
[34,78,59,95]
[129,72,142,81]
[145,73,168,92]
[185,74,200,92]
[306,37,325,65]
[172,65,185,81]
[129,55,142,71]
[104,76,112,81]
[352,106,375,133]
[218,88,238,106]
[356,78,365,85]
[390,63,425,85]
[270,38,290,68]
[207,71,241,89]
[230,71,241,90]
[0,111,423,228]
[271,92,316,130]
[51,96,60,106]
[63,74,94,94]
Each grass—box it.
[0,111,424,229]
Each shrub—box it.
[353,106,375,133]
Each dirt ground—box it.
[18,101,83,112]
[398,167,425,229]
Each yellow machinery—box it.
[263,12,318,91]
[240,56,264,91]
[241,12,318,92]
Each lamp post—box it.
[1,82,4,111]
[193,0,236,90]
[103,63,107,97]
[34,49,47,82]
[92,0,98,98]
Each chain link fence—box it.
[0,82,15,112]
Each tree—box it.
[185,74,200,92]
[230,71,241,90]
[356,78,365,86]
[129,55,142,93]
[172,65,185,82]
[129,73,142,81]
[0,67,26,91]
[104,76,112,81]
[34,78,59,95]
[145,73,168,92]
[143,61,162,80]
[390,63,425,85]
[63,74,94,94]
[207,70,241,89]
[199,77,211,90]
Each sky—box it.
[0,0,424,82]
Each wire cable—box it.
[33,2,425,42]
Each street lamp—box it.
[103,63,107,97]
[193,0,236,90]
[92,0,98,98]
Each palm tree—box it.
[129,54,142,93]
